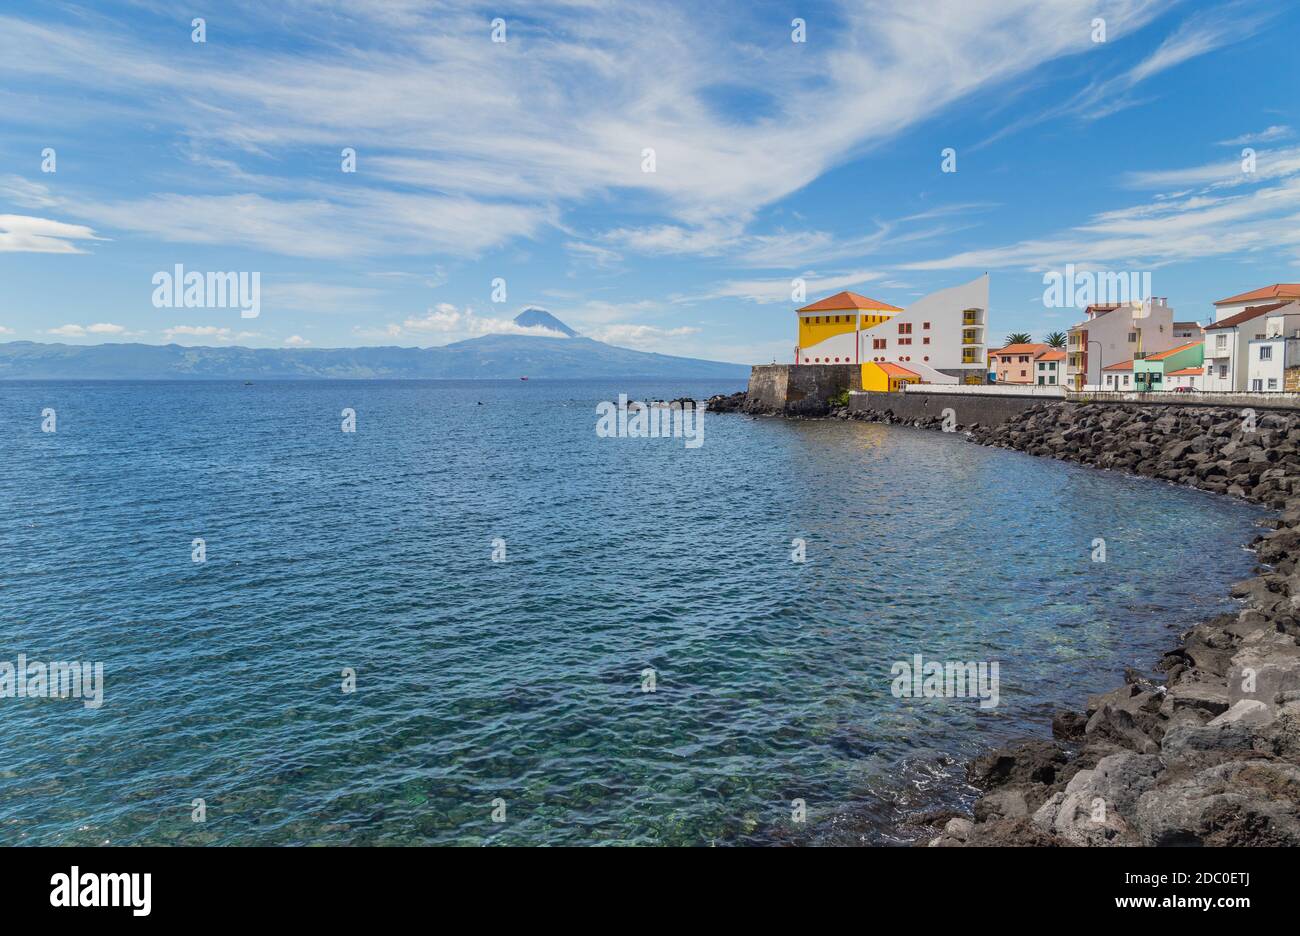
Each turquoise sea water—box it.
[0,380,1267,845]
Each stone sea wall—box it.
[744,364,860,418]
[707,392,1300,846]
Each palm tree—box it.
[1044,331,1067,349]
[1004,332,1032,346]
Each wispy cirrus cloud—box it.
[0,0,1183,260]
[976,1,1272,149]
[684,268,885,304]
[1217,125,1293,146]
[904,152,1300,272]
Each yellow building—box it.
[861,361,921,392]
[794,277,991,389]
[796,291,903,361]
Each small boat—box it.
[520,376,529,381]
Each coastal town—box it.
[790,279,1300,395]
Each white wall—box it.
[859,274,989,376]
[1067,298,1177,388]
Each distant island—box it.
[0,309,748,380]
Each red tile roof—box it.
[877,362,919,378]
[1103,360,1134,371]
[1214,284,1300,306]
[1166,366,1204,377]
[1145,340,1203,361]
[989,343,1050,357]
[797,291,902,313]
[1038,349,1066,362]
[1204,301,1290,330]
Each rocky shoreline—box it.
[707,393,1300,846]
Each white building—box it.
[1065,298,1178,390]
[1213,284,1300,321]
[1035,349,1066,385]
[1243,302,1300,392]
[1165,367,1204,391]
[795,274,989,384]
[1203,300,1300,391]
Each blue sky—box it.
[1,0,1297,363]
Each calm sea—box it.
[0,379,1266,845]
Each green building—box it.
[1133,340,1204,391]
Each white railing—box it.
[896,384,1067,397]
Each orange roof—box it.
[877,362,919,378]
[797,291,902,313]
[1214,284,1300,306]
[1166,366,1204,377]
[989,343,1049,357]
[1103,360,1134,371]
[1145,340,1202,361]
[1038,349,1066,362]
[1204,302,1289,330]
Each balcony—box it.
[962,332,981,345]
[961,353,983,365]
[962,310,982,326]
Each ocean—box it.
[0,379,1266,845]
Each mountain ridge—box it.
[0,309,747,379]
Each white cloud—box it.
[162,325,234,342]
[397,303,567,340]
[48,323,125,337]
[261,281,384,313]
[589,323,700,350]
[284,334,310,346]
[0,214,102,253]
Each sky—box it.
[0,0,1298,363]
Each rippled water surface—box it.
[0,380,1267,845]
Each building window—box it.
[922,337,930,345]
[1128,332,1137,342]
[899,338,912,345]
[1216,334,1227,349]
[1260,345,1273,361]
[1219,365,1228,377]
[923,322,930,330]
[1252,379,1263,391]
[1268,378,1278,390]
[898,323,912,335]
[873,338,886,350]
